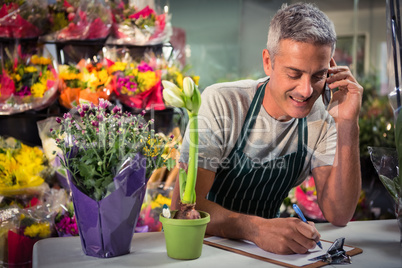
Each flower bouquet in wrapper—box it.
[44,0,112,41]
[294,176,326,221]
[0,0,48,39]
[107,1,172,46]
[136,182,173,233]
[52,99,177,258]
[0,44,58,115]
[58,58,113,109]
[108,59,163,110]
[54,201,78,237]
[0,136,51,209]
[0,207,53,267]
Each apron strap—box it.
[235,81,267,152]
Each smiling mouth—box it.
[290,96,310,103]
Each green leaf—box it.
[379,175,399,203]
[165,158,176,171]
[179,168,187,201]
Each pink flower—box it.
[137,62,153,72]
[129,6,156,20]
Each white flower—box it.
[183,77,195,98]
[162,81,185,108]
[162,207,171,218]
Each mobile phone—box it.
[322,73,332,108]
[323,82,331,107]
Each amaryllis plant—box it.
[162,77,201,219]
[52,99,177,201]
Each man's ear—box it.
[262,49,272,76]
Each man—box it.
[173,2,362,255]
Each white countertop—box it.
[33,219,402,268]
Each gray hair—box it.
[267,2,336,65]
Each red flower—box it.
[129,6,156,19]
[0,74,15,101]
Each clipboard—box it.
[204,237,363,268]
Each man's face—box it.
[262,39,332,121]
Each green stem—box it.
[182,112,198,204]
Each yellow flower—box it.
[24,66,38,73]
[176,72,184,88]
[12,74,21,82]
[192,76,200,85]
[31,55,52,66]
[60,72,81,81]
[24,222,51,238]
[31,82,46,97]
[0,142,45,193]
[150,193,171,209]
[108,62,127,74]
[97,69,110,86]
[137,71,158,93]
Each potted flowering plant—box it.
[158,77,210,260]
[52,99,176,258]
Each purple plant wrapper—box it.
[56,170,70,191]
[67,153,147,258]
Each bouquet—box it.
[107,2,172,46]
[2,208,52,266]
[137,182,173,232]
[0,136,50,199]
[54,201,78,237]
[109,60,163,110]
[44,0,112,41]
[0,0,48,39]
[294,176,326,221]
[58,58,113,109]
[0,45,58,115]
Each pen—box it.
[293,204,323,249]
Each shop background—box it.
[158,0,386,93]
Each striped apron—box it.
[206,81,308,218]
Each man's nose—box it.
[297,78,314,98]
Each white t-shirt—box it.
[180,77,337,185]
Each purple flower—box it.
[63,113,72,119]
[15,85,31,96]
[169,134,174,139]
[141,110,146,116]
[117,76,137,93]
[91,121,99,127]
[82,104,90,111]
[112,106,121,114]
[99,99,109,109]
[97,114,104,122]
[79,111,85,117]
[56,117,62,124]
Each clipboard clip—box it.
[308,237,352,264]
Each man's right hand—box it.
[251,217,321,254]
